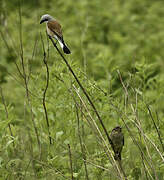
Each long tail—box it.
[58,39,71,54]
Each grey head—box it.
[40,14,54,24]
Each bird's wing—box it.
[47,20,63,39]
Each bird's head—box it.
[112,126,122,133]
[40,14,53,24]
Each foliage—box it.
[0,0,164,179]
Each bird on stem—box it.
[40,14,71,54]
[110,126,124,161]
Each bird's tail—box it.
[58,39,71,54]
[63,44,71,54]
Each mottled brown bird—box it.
[40,14,71,54]
[110,126,124,160]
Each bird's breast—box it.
[46,24,54,37]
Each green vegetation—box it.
[0,0,164,179]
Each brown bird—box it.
[110,126,124,160]
[40,14,71,54]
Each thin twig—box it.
[134,92,149,180]
[26,126,37,178]
[117,70,128,114]
[117,160,127,180]
[68,144,74,180]
[75,102,89,180]
[18,2,41,152]
[85,160,111,172]
[40,33,52,145]
[0,29,24,79]
[140,153,149,180]
[117,70,128,97]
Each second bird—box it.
[40,14,71,54]
[110,126,124,161]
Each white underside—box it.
[54,35,64,49]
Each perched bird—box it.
[40,14,71,54]
[110,126,124,160]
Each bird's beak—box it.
[40,20,44,24]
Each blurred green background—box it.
[0,0,164,179]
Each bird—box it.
[110,126,124,161]
[40,14,71,54]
